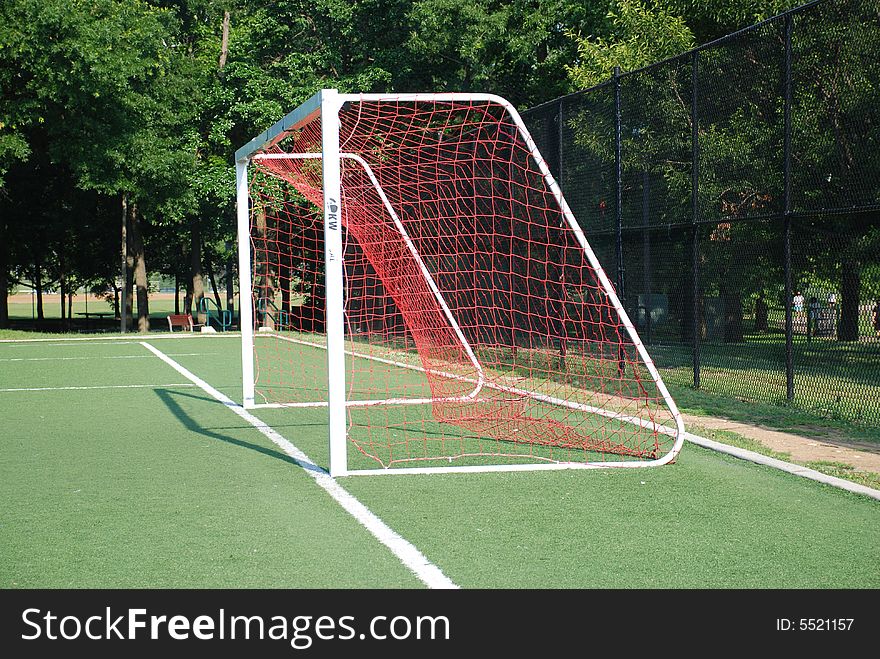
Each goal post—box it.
[235,90,685,476]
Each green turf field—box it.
[1,333,878,588]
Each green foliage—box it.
[2,0,876,348]
[1,0,194,195]
[559,0,879,352]
[0,133,30,186]
[663,0,805,42]
[2,0,613,309]
[404,0,607,105]
[566,0,695,89]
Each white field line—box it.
[0,333,241,345]
[0,383,195,393]
[140,340,459,590]
[0,353,209,362]
[684,432,880,502]
[256,397,436,408]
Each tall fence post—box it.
[691,51,701,389]
[783,13,795,402]
[643,169,651,345]
[554,98,566,367]
[614,67,625,306]
[558,98,564,183]
[614,67,626,373]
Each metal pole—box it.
[783,14,795,402]
[557,97,567,367]
[321,89,348,478]
[614,67,626,374]
[691,51,701,389]
[643,169,651,346]
[614,67,625,307]
[558,98,564,184]
[235,159,255,408]
[120,194,128,334]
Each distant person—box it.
[793,291,804,314]
[827,291,837,308]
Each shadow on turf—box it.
[154,388,326,473]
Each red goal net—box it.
[245,93,683,472]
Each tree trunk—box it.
[191,219,204,325]
[279,259,291,316]
[60,280,67,330]
[226,251,235,323]
[838,258,860,342]
[754,294,768,332]
[123,195,135,332]
[130,202,150,333]
[205,254,223,310]
[185,277,193,315]
[254,206,274,329]
[174,272,181,314]
[0,219,8,328]
[722,287,743,343]
[0,273,7,328]
[219,11,230,70]
[125,256,134,328]
[34,257,44,321]
[678,270,693,341]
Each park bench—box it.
[167,313,195,332]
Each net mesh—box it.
[248,95,680,469]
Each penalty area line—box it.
[0,383,195,393]
[0,353,210,362]
[0,333,241,345]
[139,340,459,590]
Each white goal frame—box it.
[235,89,685,477]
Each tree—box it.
[566,0,695,89]
[0,0,199,331]
[562,0,879,345]
[404,0,607,107]
[788,0,880,341]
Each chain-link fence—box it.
[523,0,880,426]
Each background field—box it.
[1,333,877,589]
[5,292,221,330]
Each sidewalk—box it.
[682,413,880,475]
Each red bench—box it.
[167,313,194,332]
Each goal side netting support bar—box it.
[235,89,685,476]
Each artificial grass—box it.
[342,446,879,589]
[0,339,422,589]
[1,335,878,589]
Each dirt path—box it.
[682,413,880,475]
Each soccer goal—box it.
[235,89,684,476]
